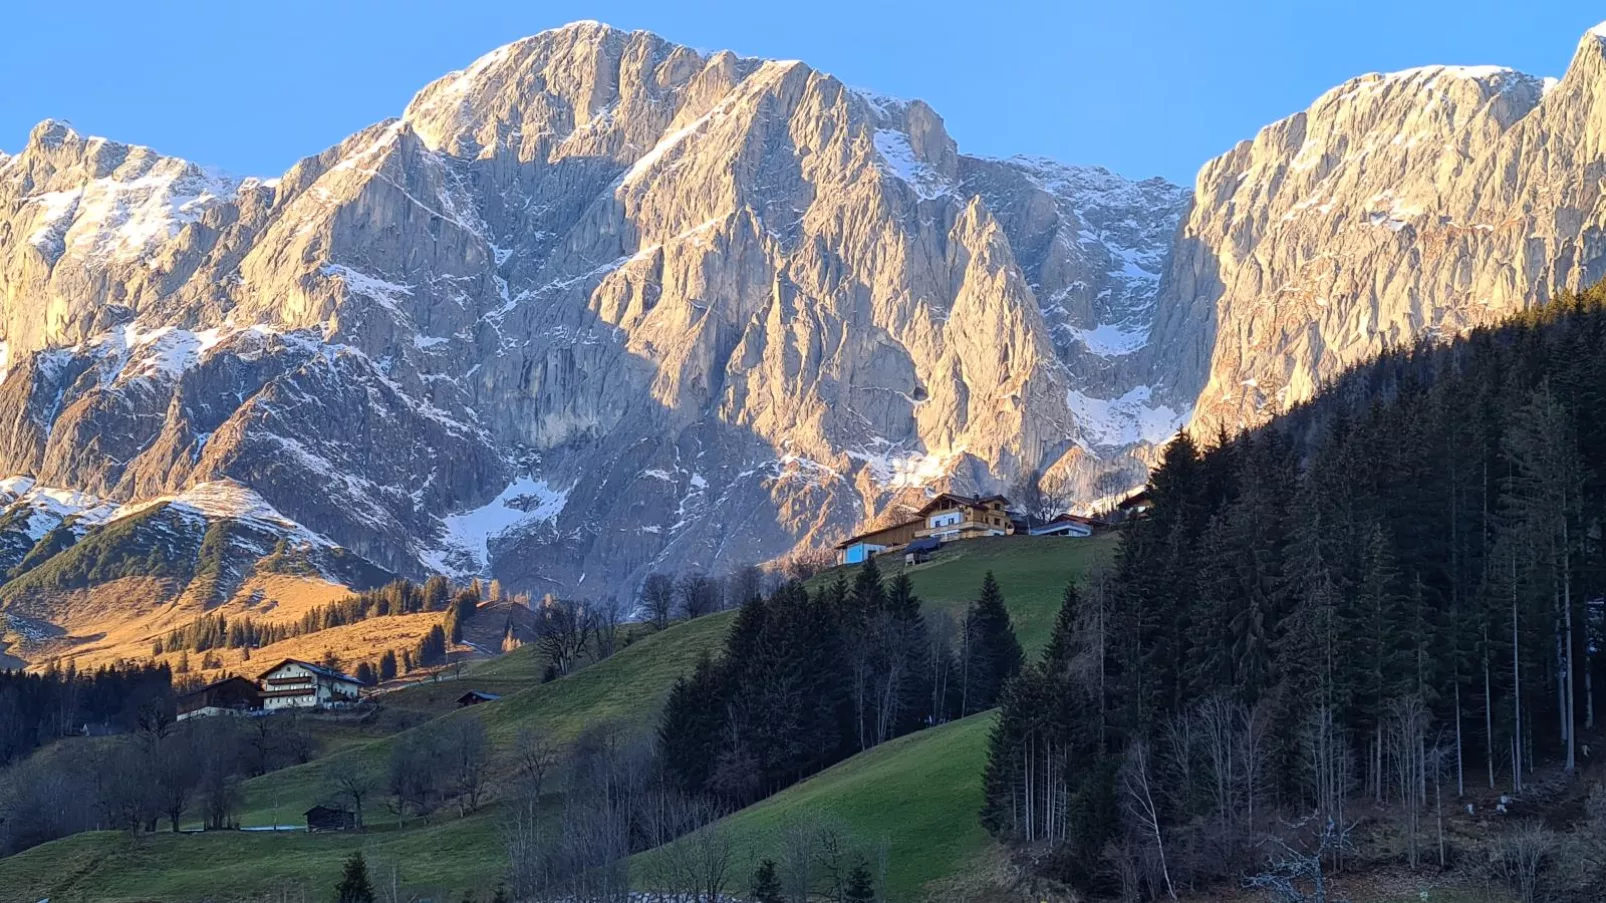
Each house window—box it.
[930,512,962,528]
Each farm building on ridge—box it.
[257,659,364,710]
[177,676,263,720]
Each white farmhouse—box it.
[257,659,364,710]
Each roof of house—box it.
[256,658,364,685]
[833,517,924,550]
[178,676,260,701]
[305,805,353,817]
[904,537,941,553]
[457,690,502,703]
[916,493,1009,516]
[1117,489,1153,510]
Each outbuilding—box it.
[304,805,357,832]
[177,676,263,720]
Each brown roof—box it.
[256,658,363,685]
[1117,489,1153,510]
[916,493,1009,516]
[177,676,258,701]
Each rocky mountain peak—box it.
[0,21,1179,615]
[1147,20,1606,437]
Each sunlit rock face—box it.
[14,20,1604,598]
[1147,27,1606,435]
[0,22,1186,595]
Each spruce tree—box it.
[334,851,375,903]
[962,571,1023,714]
[843,857,876,903]
[751,858,783,903]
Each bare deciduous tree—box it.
[449,717,491,816]
[327,759,377,829]
[641,573,678,630]
[535,596,596,677]
[1490,820,1558,903]
[678,573,723,620]
[511,725,559,803]
[1121,740,1178,902]
[1244,817,1354,903]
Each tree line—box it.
[153,576,470,657]
[0,694,336,856]
[659,557,1021,810]
[0,662,171,767]
[982,286,1606,900]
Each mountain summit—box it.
[7,20,1606,619]
[0,22,1187,607]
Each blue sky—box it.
[2,1,1600,185]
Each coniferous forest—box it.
[983,287,1606,899]
[659,560,1022,808]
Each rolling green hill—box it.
[0,533,1117,902]
[820,533,1117,655]
[638,711,998,903]
[233,607,738,828]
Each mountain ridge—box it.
[5,19,1606,643]
[0,20,1187,629]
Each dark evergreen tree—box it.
[842,857,876,903]
[751,858,783,903]
[961,571,1023,714]
[334,851,375,903]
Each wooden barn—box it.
[304,805,357,832]
[177,676,262,720]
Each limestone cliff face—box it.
[1148,26,1606,434]
[12,20,1606,602]
[0,22,1185,597]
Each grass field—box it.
[822,533,1117,654]
[232,609,736,827]
[639,712,999,903]
[0,534,1117,902]
[0,811,510,903]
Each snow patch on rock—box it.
[431,477,569,573]
[848,442,957,489]
[110,480,334,546]
[873,130,953,200]
[1067,386,1189,448]
[0,476,119,540]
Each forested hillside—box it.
[984,286,1606,900]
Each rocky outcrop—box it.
[18,19,1606,604]
[1148,25,1606,433]
[0,21,1186,599]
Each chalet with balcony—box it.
[257,659,364,711]
[916,493,1014,543]
[835,493,1020,564]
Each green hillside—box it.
[234,608,737,827]
[0,533,1116,902]
[0,811,505,903]
[639,712,998,903]
[823,533,1116,654]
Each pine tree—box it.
[751,858,783,903]
[843,857,876,903]
[334,851,375,903]
[961,571,1023,714]
[658,652,729,797]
